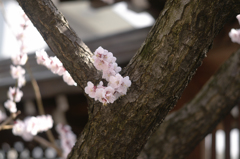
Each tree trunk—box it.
[16,0,240,158]
[139,48,240,159]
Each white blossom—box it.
[116,76,131,95]
[10,65,26,79]
[229,28,240,44]
[84,46,131,105]
[105,86,116,103]
[229,14,240,44]
[62,71,77,86]
[237,14,240,25]
[11,53,28,66]
[4,100,17,113]
[48,56,63,74]
[56,124,76,159]
[7,87,23,103]
[12,120,33,141]
[84,82,96,98]
[12,115,53,141]
[108,73,123,89]
[17,75,26,88]
[36,49,51,66]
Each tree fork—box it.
[16,0,240,158]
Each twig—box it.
[0,125,13,130]
[25,62,57,153]
[0,111,21,131]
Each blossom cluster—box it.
[229,14,240,44]
[12,115,53,141]
[56,124,76,159]
[85,47,131,105]
[35,49,77,86]
[4,14,29,113]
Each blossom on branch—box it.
[7,87,23,102]
[12,115,53,141]
[4,100,17,113]
[229,14,240,44]
[10,65,26,79]
[11,52,28,65]
[85,47,131,105]
[56,124,76,159]
[35,50,77,86]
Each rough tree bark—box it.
[139,48,240,159]
[16,0,240,158]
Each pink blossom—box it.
[56,124,76,159]
[63,71,77,86]
[85,46,131,105]
[11,53,28,65]
[7,87,23,103]
[95,87,107,104]
[36,49,51,66]
[12,120,33,141]
[229,29,240,44]
[108,73,123,89]
[105,86,116,103]
[237,14,240,25]
[57,66,66,76]
[12,115,53,141]
[4,100,17,113]
[17,75,26,88]
[117,76,131,95]
[10,65,26,79]
[85,82,96,98]
[48,56,63,74]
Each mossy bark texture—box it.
[16,0,240,158]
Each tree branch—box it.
[16,0,240,158]
[139,47,240,159]
[16,0,101,91]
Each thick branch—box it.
[139,47,240,159]
[16,0,240,158]
[16,0,101,90]
[69,0,240,158]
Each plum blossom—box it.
[4,100,17,113]
[63,71,77,86]
[36,49,51,66]
[11,52,28,65]
[35,50,76,86]
[229,14,240,44]
[85,47,131,105]
[10,65,26,79]
[7,87,23,102]
[108,73,123,89]
[48,56,63,74]
[17,75,26,88]
[56,124,76,159]
[12,115,53,141]
[84,82,96,98]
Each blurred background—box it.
[0,0,239,158]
